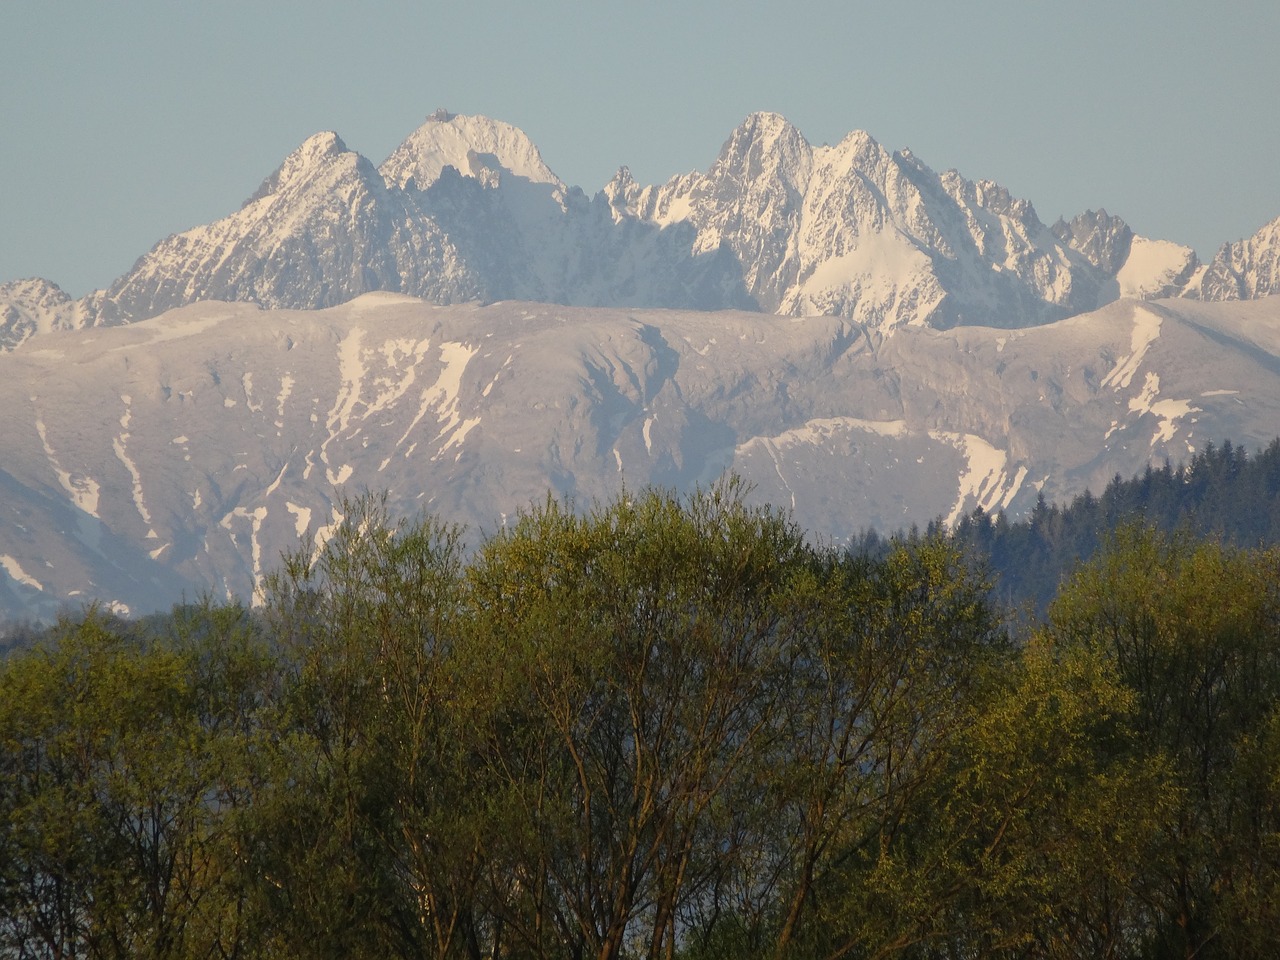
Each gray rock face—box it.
[8,110,1267,350]
[1053,209,1134,275]
[2,293,1279,620]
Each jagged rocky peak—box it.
[821,127,890,170]
[0,277,88,350]
[928,170,1042,236]
[8,107,1280,357]
[379,109,563,191]
[98,125,426,323]
[601,165,642,218]
[1194,214,1280,301]
[0,276,74,311]
[1053,209,1134,273]
[933,169,1037,230]
[603,165,637,195]
[711,112,814,189]
[973,180,1034,220]
[808,128,900,208]
[246,131,361,204]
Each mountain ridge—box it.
[5,110,1276,351]
[3,291,1279,620]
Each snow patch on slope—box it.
[0,555,43,591]
[733,418,913,512]
[1101,306,1162,390]
[930,432,1027,527]
[36,414,100,517]
[220,506,270,602]
[752,416,910,445]
[319,328,367,469]
[1128,371,1200,447]
[398,341,479,454]
[286,502,312,538]
[112,397,159,538]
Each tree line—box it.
[845,438,1280,614]
[2,481,1280,958]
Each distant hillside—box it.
[944,438,1280,613]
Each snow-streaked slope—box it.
[2,293,1279,620]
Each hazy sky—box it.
[3,1,1278,297]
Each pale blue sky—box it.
[3,1,1278,296]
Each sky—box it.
[3,1,1279,297]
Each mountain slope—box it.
[2,292,1278,620]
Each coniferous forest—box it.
[967,438,1280,611]
[3,451,1280,959]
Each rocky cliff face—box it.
[1191,214,1280,301]
[100,131,477,320]
[603,113,1209,330]
[0,278,95,351]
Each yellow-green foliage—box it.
[2,498,1279,960]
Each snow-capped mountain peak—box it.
[0,278,91,351]
[94,128,456,321]
[1192,213,1280,301]
[711,112,813,186]
[245,130,355,204]
[379,109,563,191]
[4,110,1280,350]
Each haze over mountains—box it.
[2,111,1279,619]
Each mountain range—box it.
[7,109,1280,350]
[2,110,1279,619]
